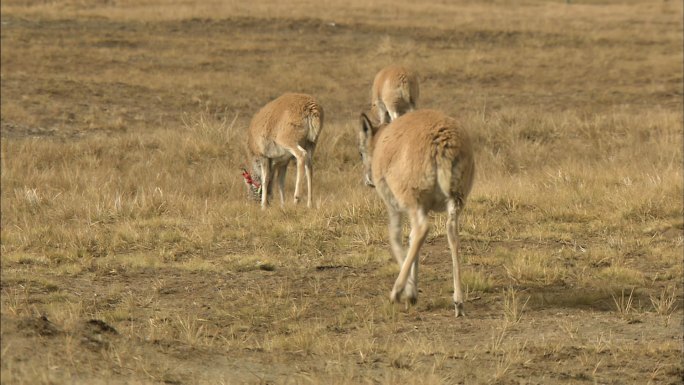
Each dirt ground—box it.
[1,1,683,384]
[2,238,682,384]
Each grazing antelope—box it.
[370,65,419,124]
[358,109,475,317]
[247,93,324,209]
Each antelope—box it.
[358,109,475,317]
[370,65,419,124]
[247,93,324,209]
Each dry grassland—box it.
[1,0,683,384]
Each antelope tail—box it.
[436,157,453,199]
[397,73,418,108]
[305,102,324,143]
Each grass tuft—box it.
[502,287,530,325]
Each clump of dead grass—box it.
[650,285,678,316]
[502,287,530,325]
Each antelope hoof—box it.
[294,196,301,205]
[454,301,465,318]
[405,286,418,305]
[390,287,403,303]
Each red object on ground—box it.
[241,168,261,189]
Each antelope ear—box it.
[360,112,373,135]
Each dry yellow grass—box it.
[1,0,683,384]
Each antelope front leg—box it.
[259,159,271,210]
[406,260,419,305]
[304,150,313,208]
[292,146,307,205]
[276,163,287,207]
[391,208,428,305]
[447,199,465,317]
[388,109,399,122]
[374,102,389,125]
[387,209,405,266]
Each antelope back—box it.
[369,109,473,210]
[247,93,324,159]
[371,66,419,110]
